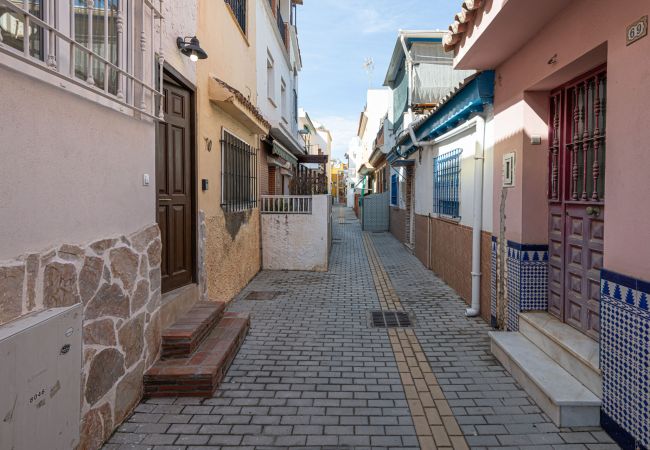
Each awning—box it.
[397,71,494,158]
[272,141,298,166]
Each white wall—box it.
[412,115,494,232]
[0,66,156,260]
[256,0,300,140]
[262,195,331,271]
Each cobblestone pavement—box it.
[105,206,619,450]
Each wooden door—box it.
[564,205,604,339]
[547,66,606,339]
[157,74,195,293]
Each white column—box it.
[86,0,94,85]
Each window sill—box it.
[434,214,462,224]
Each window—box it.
[391,173,398,206]
[0,0,43,59]
[280,78,287,122]
[0,1,163,118]
[74,0,121,94]
[224,0,246,34]
[266,54,275,105]
[433,148,462,217]
[221,129,258,212]
[292,88,298,124]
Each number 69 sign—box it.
[627,16,648,46]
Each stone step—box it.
[160,302,226,359]
[144,312,250,397]
[518,312,601,398]
[490,331,601,427]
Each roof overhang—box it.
[271,126,306,156]
[392,159,415,167]
[396,71,494,158]
[298,154,328,164]
[358,163,375,176]
[209,76,270,135]
[452,0,571,70]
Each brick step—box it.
[144,312,250,397]
[161,301,226,359]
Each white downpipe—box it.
[466,114,486,317]
[400,33,414,124]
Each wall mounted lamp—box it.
[176,36,208,62]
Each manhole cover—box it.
[369,311,414,328]
[244,291,283,301]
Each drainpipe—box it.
[466,114,486,317]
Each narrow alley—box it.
[104,207,618,450]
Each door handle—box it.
[586,206,600,217]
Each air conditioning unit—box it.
[0,304,82,450]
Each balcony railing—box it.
[0,0,164,120]
[261,195,313,214]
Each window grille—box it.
[224,0,246,34]
[391,173,398,206]
[433,148,462,217]
[221,130,258,212]
[0,0,164,119]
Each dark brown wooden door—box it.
[547,66,606,339]
[157,74,194,293]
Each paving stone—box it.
[104,208,619,450]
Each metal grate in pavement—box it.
[244,291,283,300]
[369,310,414,328]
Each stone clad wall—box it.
[0,224,163,450]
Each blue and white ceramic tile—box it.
[601,269,650,450]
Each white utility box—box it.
[0,304,82,450]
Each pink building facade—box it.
[447,0,650,448]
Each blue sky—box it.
[298,0,460,160]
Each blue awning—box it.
[397,71,495,158]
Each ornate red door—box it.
[547,66,606,340]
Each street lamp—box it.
[176,36,208,62]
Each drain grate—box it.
[244,291,283,301]
[369,311,414,328]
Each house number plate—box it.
[626,16,648,46]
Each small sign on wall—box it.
[627,16,648,46]
[503,153,515,187]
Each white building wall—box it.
[163,0,197,85]
[412,115,494,232]
[256,0,300,139]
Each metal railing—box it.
[0,0,165,120]
[261,195,312,214]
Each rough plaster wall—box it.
[204,210,261,302]
[162,0,197,84]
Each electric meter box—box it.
[0,304,82,450]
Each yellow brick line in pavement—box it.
[362,233,469,450]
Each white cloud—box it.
[315,115,360,161]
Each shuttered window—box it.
[433,148,462,217]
